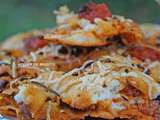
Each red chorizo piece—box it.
[128,45,160,61]
[78,3,112,23]
[17,68,38,78]
[138,100,160,119]
[24,36,48,51]
[121,85,142,97]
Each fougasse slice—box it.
[43,3,144,47]
[17,55,160,119]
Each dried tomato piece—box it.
[121,85,142,97]
[78,3,112,22]
[24,36,48,51]
[138,100,160,119]
[128,45,160,61]
[17,68,38,78]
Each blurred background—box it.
[0,0,160,42]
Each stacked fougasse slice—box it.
[0,3,160,120]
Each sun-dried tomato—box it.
[121,85,142,97]
[24,36,48,51]
[128,45,160,61]
[78,3,112,22]
[138,100,160,119]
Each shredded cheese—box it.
[30,52,37,61]
[46,101,52,120]
[11,58,17,78]
[15,55,160,112]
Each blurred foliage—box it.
[0,0,160,42]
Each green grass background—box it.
[0,0,160,42]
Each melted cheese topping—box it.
[22,55,160,110]
[14,84,51,117]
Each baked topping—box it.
[78,3,112,22]
[0,2,160,120]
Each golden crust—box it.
[1,30,43,50]
[43,16,143,47]
[19,55,159,119]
